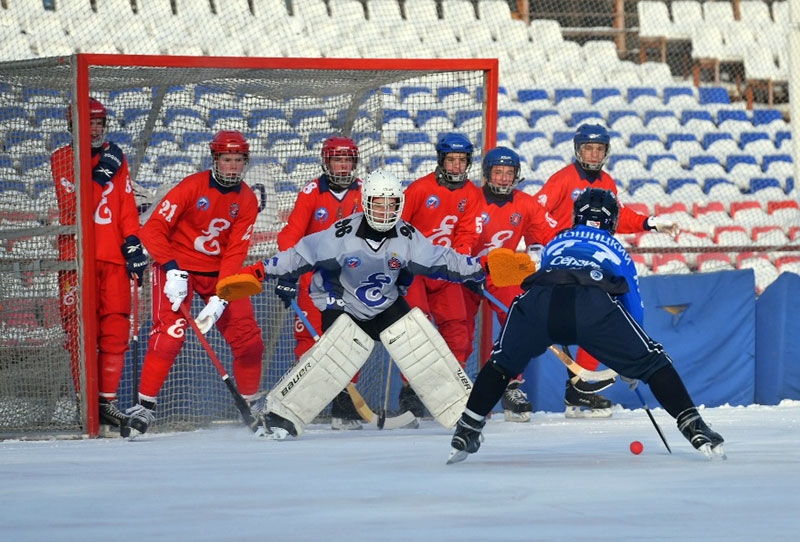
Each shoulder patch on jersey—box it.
[571,188,583,201]
[345,256,361,268]
[314,207,329,222]
[457,198,467,213]
[197,196,210,211]
[229,202,240,218]
[480,211,490,226]
[509,213,522,226]
[425,195,440,209]
[388,256,401,270]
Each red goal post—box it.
[0,54,498,438]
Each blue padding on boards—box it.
[520,270,756,412]
[755,272,800,404]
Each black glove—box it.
[463,278,485,296]
[274,277,298,309]
[121,235,148,286]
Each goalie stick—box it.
[179,305,260,433]
[289,300,417,430]
[482,290,618,383]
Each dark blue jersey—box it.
[541,225,643,323]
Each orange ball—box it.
[630,441,643,455]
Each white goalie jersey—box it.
[261,212,484,320]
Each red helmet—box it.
[210,130,250,187]
[67,97,108,147]
[321,136,358,188]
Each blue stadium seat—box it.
[762,154,792,170]
[109,88,146,102]
[123,108,150,126]
[399,86,432,102]
[454,110,482,127]
[646,154,678,169]
[607,110,638,126]
[717,110,749,124]
[107,131,134,147]
[0,156,14,169]
[182,131,214,148]
[775,131,791,148]
[529,110,559,128]
[554,88,585,105]
[195,86,228,103]
[698,87,730,105]
[276,180,297,193]
[437,86,469,101]
[663,86,695,104]
[410,155,436,172]
[5,130,42,147]
[752,109,783,126]
[248,108,286,129]
[19,154,50,172]
[688,155,722,169]
[517,89,549,103]
[384,109,412,123]
[680,110,714,125]
[666,177,700,194]
[286,157,318,175]
[591,88,621,104]
[749,177,782,193]
[496,131,510,144]
[627,87,658,103]
[416,109,449,127]
[33,106,67,126]
[726,154,758,171]
[22,88,62,102]
[397,131,430,147]
[666,133,697,149]
[630,133,661,147]
[48,132,71,149]
[517,180,544,192]
[352,131,380,145]
[628,178,660,194]
[514,131,547,147]
[643,110,675,125]
[292,108,326,126]
[571,111,603,126]
[156,155,193,173]
[533,155,564,170]
[498,110,525,120]
[476,86,506,103]
[0,179,26,192]
[209,108,244,127]
[787,177,795,194]
[165,108,205,127]
[739,131,770,149]
[702,132,734,150]
[250,156,281,167]
[608,154,640,170]
[703,177,736,194]
[552,131,574,146]
[268,132,302,148]
[307,131,334,149]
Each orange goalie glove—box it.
[486,248,537,287]
[216,261,266,301]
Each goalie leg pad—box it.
[380,308,473,429]
[265,314,374,435]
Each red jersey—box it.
[401,172,482,255]
[140,171,258,279]
[472,186,556,258]
[535,163,648,244]
[278,176,362,250]
[51,143,140,264]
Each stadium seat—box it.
[694,200,731,225]
[517,89,550,106]
[714,225,750,245]
[663,86,697,108]
[751,109,783,128]
[752,226,789,245]
[775,255,800,275]
[591,88,621,104]
[652,253,691,275]
[739,131,771,150]
[644,110,679,132]
[666,178,703,199]
[767,200,800,227]
[698,87,730,105]
[696,252,734,273]
[630,133,661,148]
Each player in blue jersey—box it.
[447,188,725,463]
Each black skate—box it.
[447,412,486,464]
[399,383,426,419]
[125,400,155,439]
[677,408,726,459]
[98,397,130,437]
[331,390,363,431]
[257,411,298,440]
[501,379,533,422]
[564,378,613,418]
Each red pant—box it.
[138,264,264,400]
[403,276,470,367]
[58,261,131,399]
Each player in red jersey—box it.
[399,133,483,416]
[126,130,263,437]
[51,97,147,435]
[277,135,363,430]
[463,146,556,422]
[535,123,678,418]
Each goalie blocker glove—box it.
[122,235,148,286]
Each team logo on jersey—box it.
[229,203,240,218]
[509,213,522,227]
[590,269,604,281]
[346,257,361,268]
[197,196,210,211]
[388,257,401,270]
[571,188,583,201]
[457,198,467,213]
[315,207,329,222]
[480,212,490,226]
[425,195,440,209]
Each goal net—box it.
[0,54,498,437]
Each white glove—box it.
[647,216,679,236]
[527,243,544,269]
[195,295,228,334]
[164,269,189,311]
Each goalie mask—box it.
[573,123,610,172]
[435,133,473,187]
[362,169,404,232]
[482,146,521,196]
[210,130,250,187]
[572,188,619,233]
[67,97,107,148]
[321,136,359,188]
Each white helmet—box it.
[362,169,405,232]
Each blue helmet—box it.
[435,132,473,186]
[482,146,521,195]
[573,124,610,171]
[572,188,619,233]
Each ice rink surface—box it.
[2,402,799,541]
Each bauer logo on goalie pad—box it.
[387,330,406,345]
[280,361,312,397]
[456,367,473,392]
